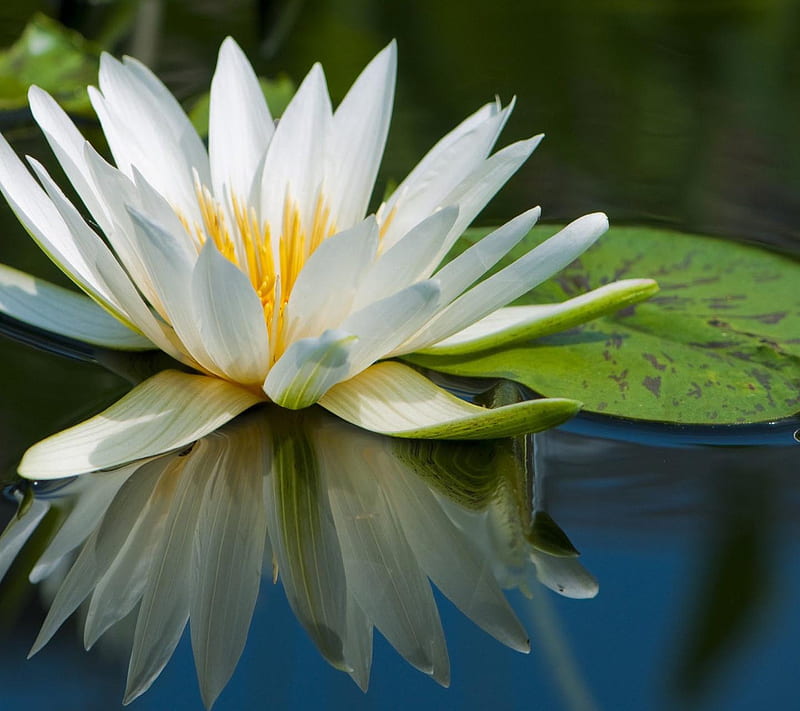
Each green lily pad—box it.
[0,14,102,116]
[188,76,295,138]
[408,226,800,424]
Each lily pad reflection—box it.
[0,406,595,708]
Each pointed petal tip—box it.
[216,36,251,70]
[386,40,398,70]
[27,84,47,104]
[98,50,119,72]
[199,684,223,711]
[28,625,53,658]
[351,674,370,693]
[123,676,157,706]
[122,689,138,706]
[381,38,398,60]
[432,670,451,688]
[308,61,326,82]
[506,133,544,161]
[220,35,240,52]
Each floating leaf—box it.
[0,14,101,116]
[408,226,800,424]
[188,76,295,137]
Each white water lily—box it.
[0,407,592,708]
[0,38,655,478]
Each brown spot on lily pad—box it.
[752,312,787,324]
[642,375,661,397]
[643,353,667,371]
[608,369,629,393]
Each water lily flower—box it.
[0,38,656,479]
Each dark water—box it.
[0,1,798,710]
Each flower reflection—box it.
[0,405,596,708]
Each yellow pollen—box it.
[185,183,336,361]
[377,204,397,254]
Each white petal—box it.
[340,280,442,375]
[192,241,270,384]
[27,158,185,356]
[531,551,599,599]
[326,41,396,228]
[396,100,506,184]
[124,449,212,704]
[34,460,167,656]
[83,460,173,648]
[431,206,541,306]
[76,150,204,367]
[121,54,210,183]
[92,54,208,225]
[10,148,178,359]
[0,498,49,584]
[28,86,114,235]
[30,463,139,583]
[29,531,101,656]
[126,207,219,372]
[381,460,530,652]
[283,218,378,344]
[30,98,196,322]
[191,427,267,708]
[264,329,357,409]
[131,166,199,253]
[18,370,263,479]
[343,594,373,691]
[353,206,458,309]
[422,278,659,355]
[0,133,116,308]
[434,135,543,256]
[319,361,580,439]
[324,446,450,682]
[266,427,350,669]
[401,213,609,352]
[0,263,153,350]
[81,147,177,311]
[259,63,331,243]
[209,37,274,203]
[378,99,513,246]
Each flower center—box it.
[182,181,336,359]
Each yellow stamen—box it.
[377,204,397,254]
[184,184,336,361]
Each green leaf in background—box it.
[408,226,800,424]
[0,13,101,116]
[188,76,295,138]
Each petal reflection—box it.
[0,403,596,706]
